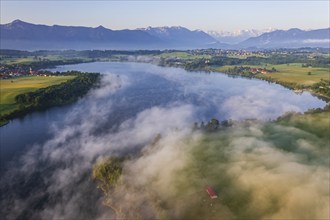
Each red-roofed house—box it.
[206,186,218,199]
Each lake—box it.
[0,62,326,219]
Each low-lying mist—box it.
[101,119,329,219]
[0,69,329,219]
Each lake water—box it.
[1,62,327,170]
[51,61,326,119]
[0,62,326,219]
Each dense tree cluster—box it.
[92,157,124,192]
[301,56,330,68]
[194,118,233,132]
[170,53,330,71]
[311,79,330,97]
[15,71,100,109]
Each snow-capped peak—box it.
[208,28,276,38]
[207,28,277,44]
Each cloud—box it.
[224,128,329,219]
[303,39,330,44]
[221,86,303,120]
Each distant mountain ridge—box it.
[0,20,329,50]
[239,28,330,48]
[1,20,157,43]
[0,20,161,50]
[0,20,218,50]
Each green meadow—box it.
[215,63,329,86]
[0,75,75,116]
[259,63,329,85]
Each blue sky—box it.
[1,1,329,32]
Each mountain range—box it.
[208,28,276,44]
[138,26,217,47]
[239,28,330,48]
[0,20,329,50]
[0,20,218,50]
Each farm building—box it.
[206,186,218,199]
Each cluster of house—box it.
[190,49,268,57]
[250,68,269,74]
[0,66,50,79]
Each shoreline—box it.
[0,119,9,127]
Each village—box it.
[224,65,276,75]
[0,65,56,79]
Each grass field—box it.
[0,75,75,115]
[260,63,329,85]
[214,63,329,86]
